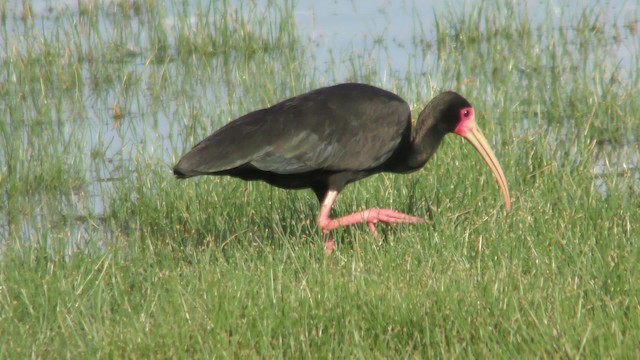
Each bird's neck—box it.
[386,115,446,173]
[407,101,451,169]
[384,105,447,173]
[405,123,446,170]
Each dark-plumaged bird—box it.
[173,83,510,253]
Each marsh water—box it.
[1,0,638,247]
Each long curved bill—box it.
[457,122,511,211]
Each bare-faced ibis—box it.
[173,83,510,253]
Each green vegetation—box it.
[1,0,638,357]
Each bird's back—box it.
[173,83,411,184]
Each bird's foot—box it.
[324,237,335,255]
[361,208,424,238]
[321,231,336,255]
[319,208,424,241]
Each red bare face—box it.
[453,107,475,137]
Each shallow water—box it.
[1,0,638,247]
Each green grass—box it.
[1,0,639,357]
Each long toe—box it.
[367,222,379,238]
[372,209,425,224]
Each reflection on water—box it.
[593,140,640,195]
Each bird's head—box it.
[424,91,511,211]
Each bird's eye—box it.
[463,110,470,118]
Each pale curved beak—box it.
[457,122,511,211]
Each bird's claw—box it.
[320,207,425,254]
[364,209,424,239]
[324,238,335,255]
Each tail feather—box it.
[173,165,193,179]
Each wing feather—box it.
[173,83,411,177]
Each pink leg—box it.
[317,190,424,254]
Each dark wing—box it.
[173,83,411,176]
